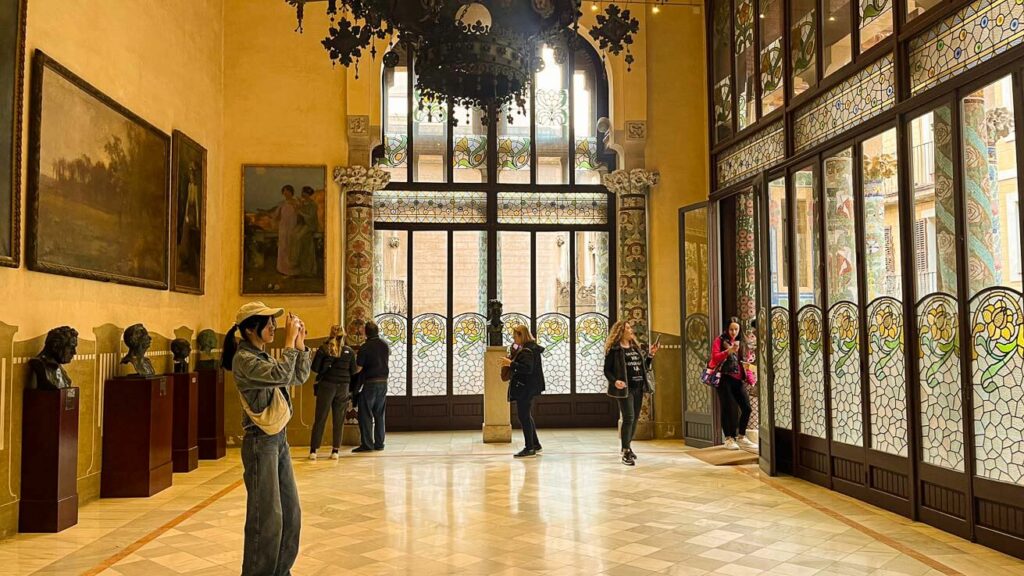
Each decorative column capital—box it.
[602,168,660,195]
[333,165,391,194]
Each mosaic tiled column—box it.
[603,169,659,439]
[963,95,997,289]
[335,166,390,348]
[735,190,759,432]
[934,106,958,294]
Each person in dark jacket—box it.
[604,320,658,466]
[500,324,545,458]
[353,321,390,453]
[309,325,357,461]
[710,317,755,451]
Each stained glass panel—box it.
[761,0,785,116]
[717,122,785,188]
[685,314,712,415]
[411,88,448,183]
[382,59,409,183]
[907,0,943,22]
[791,0,817,98]
[374,191,487,224]
[768,176,793,430]
[575,313,609,394]
[867,297,907,455]
[918,294,964,471]
[713,0,733,142]
[771,308,793,429]
[497,192,608,225]
[376,313,408,397]
[501,313,531,348]
[829,302,863,446]
[411,313,448,396]
[798,306,827,439]
[452,313,486,395]
[498,232,531,326]
[823,0,853,77]
[684,208,712,417]
[860,0,893,52]
[537,313,571,394]
[736,0,756,130]
[794,54,896,154]
[909,0,1024,96]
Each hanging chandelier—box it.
[286,1,640,120]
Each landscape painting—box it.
[27,52,170,289]
[242,165,326,295]
[1,0,27,268]
[171,130,206,294]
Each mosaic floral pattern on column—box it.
[798,306,827,439]
[909,0,1024,96]
[794,54,896,154]
[497,192,608,225]
[453,313,486,395]
[376,313,408,397]
[829,302,863,446]
[604,170,657,342]
[412,314,448,397]
[501,313,531,347]
[918,294,964,471]
[736,191,759,425]
[970,288,1024,485]
[771,307,793,429]
[934,106,960,294]
[375,191,488,224]
[963,95,999,289]
[717,122,786,188]
[537,313,571,395]
[685,314,712,415]
[867,297,908,456]
[576,313,609,394]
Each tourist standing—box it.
[710,317,755,450]
[309,324,356,461]
[353,321,390,452]
[222,302,310,576]
[604,321,658,466]
[500,325,546,458]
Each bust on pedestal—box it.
[120,323,156,377]
[170,339,199,472]
[482,301,512,443]
[20,327,80,533]
[195,329,225,459]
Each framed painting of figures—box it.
[242,165,327,295]
[171,130,206,294]
[26,51,170,289]
[1,0,27,268]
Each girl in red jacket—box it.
[710,317,755,450]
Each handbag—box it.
[643,367,656,394]
[700,366,721,388]
[238,388,292,435]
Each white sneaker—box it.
[738,436,757,449]
[330,451,340,460]
[724,438,740,451]
[308,452,318,461]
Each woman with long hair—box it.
[309,324,356,461]
[604,321,659,466]
[222,302,310,576]
[500,324,546,458]
[710,317,755,450]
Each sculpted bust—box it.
[196,329,218,370]
[27,326,78,390]
[171,338,191,374]
[120,323,156,378]
[487,299,504,347]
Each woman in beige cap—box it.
[221,301,310,576]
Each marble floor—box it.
[4,430,1023,576]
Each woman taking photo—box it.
[309,324,357,461]
[500,325,545,458]
[710,317,755,451]
[222,302,310,576]
[604,321,658,466]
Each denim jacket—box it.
[234,341,312,431]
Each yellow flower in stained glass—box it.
[874,307,900,341]
[979,298,1016,345]
[420,318,443,342]
[926,305,954,343]
[802,315,820,343]
[836,310,857,342]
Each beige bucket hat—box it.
[235,301,285,326]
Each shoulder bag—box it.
[238,388,292,435]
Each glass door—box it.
[680,204,715,447]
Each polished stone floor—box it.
[4,430,1023,576]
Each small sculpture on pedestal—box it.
[171,339,191,374]
[196,329,218,370]
[27,326,79,390]
[487,299,504,347]
[120,324,155,378]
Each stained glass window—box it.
[798,306,827,439]
[451,231,487,395]
[794,54,896,154]
[907,0,945,23]
[498,101,531,184]
[501,313,531,347]
[735,191,760,426]
[860,0,893,52]
[537,44,570,185]
[909,0,1024,96]
[717,121,786,188]
[412,231,448,396]
[736,0,756,130]
[374,191,487,224]
[453,105,487,183]
[574,47,608,184]
[452,313,486,395]
[713,0,733,142]
[823,0,853,77]
[684,209,713,417]
[791,0,817,98]
[380,56,410,183]
[411,313,448,396]
[412,89,448,183]
[497,193,608,225]
[794,167,826,439]
[768,177,793,430]
[375,313,408,397]
[536,313,571,394]
[760,0,785,116]
[575,313,609,394]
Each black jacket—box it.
[311,344,357,396]
[507,341,546,402]
[604,343,653,398]
[356,336,391,383]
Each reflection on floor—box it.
[5,430,1023,576]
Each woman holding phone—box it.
[710,317,755,451]
[500,325,546,458]
[603,321,658,466]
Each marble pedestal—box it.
[482,346,511,443]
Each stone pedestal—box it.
[482,346,511,443]
[19,388,79,533]
[170,372,199,473]
[101,377,173,498]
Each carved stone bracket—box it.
[602,168,659,196]
[334,165,391,194]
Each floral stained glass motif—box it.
[970,288,1024,486]
[761,38,784,108]
[537,313,571,394]
[378,134,408,168]
[829,302,863,446]
[717,122,786,188]
[374,191,487,224]
[497,192,608,225]
[909,0,1024,97]
[685,314,712,415]
[794,54,896,154]
[918,294,964,471]
[536,89,569,127]
[413,92,446,123]
[798,306,827,439]
[576,313,610,394]
[575,137,601,170]
[376,313,408,397]
[501,313,531,348]
[412,313,448,396]
[498,137,531,171]
[867,297,908,456]
[452,313,486,395]
[714,78,734,142]
[860,0,893,51]
[771,308,793,429]
[453,135,487,169]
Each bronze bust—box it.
[196,329,217,370]
[27,326,78,390]
[171,338,191,374]
[487,299,504,347]
[120,324,155,378]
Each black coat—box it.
[507,341,546,402]
[311,345,357,397]
[603,343,653,398]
